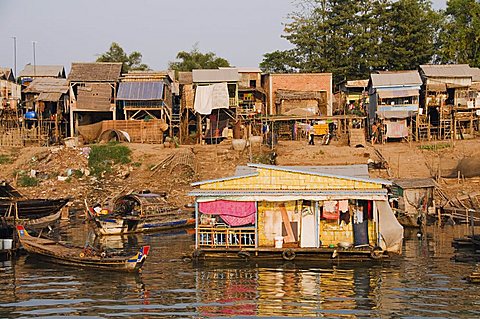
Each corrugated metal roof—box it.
[371,71,422,88]
[189,189,387,197]
[377,88,420,98]
[178,72,193,84]
[236,164,370,178]
[236,67,262,73]
[19,65,65,78]
[192,163,390,187]
[346,79,369,88]
[420,64,473,78]
[117,81,164,100]
[37,92,63,101]
[392,178,436,189]
[0,67,14,81]
[68,62,122,82]
[192,68,239,83]
[472,67,480,82]
[23,78,68,94]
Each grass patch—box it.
[418,143,451,151]
[18,174,39,187]
[88,142,132,176]
[0,154,12,164]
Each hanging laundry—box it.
[354,207,364,224]
[211,82,229,110]
[323,200,339,220]
[338,200,349,213]
[194,85,214,115]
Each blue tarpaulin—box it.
[117,82,164,100]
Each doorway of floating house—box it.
[353,200,369,247]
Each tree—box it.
[262,0,440,82]
[259,50,298,73]
[437,0,480,66]
[97,42,149,73]
[168,44,230,72]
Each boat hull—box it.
[0,198,69,219]
[16,226,149,272]
[91,216,195,236]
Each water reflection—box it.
[1,224,480,318]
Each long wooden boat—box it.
[86,192,195,236]
[0,198,69,219]
[16,225,150,272]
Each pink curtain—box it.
[199,200,256,226]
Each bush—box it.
[18,175,39,187]
[418,143,451,151]
[0,155,12,164]
[88,142,132,176]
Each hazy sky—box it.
[0,0,447,75]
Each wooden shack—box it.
[67,62,122,137]
[390,178,436,228]
[189,164,403,263]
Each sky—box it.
[0,0,447,75]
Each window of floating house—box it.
[249,80,256,88]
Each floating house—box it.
[390,178,436,228]
[189,164,403,262]
[18,65,66,86]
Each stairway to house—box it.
[349,128,366,147]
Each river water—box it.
[1,222,480,318]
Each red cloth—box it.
[199,200,256,226]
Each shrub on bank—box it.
[88,142,132,176]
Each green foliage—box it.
[0,155,12,164]
[418,143,451,150]
[88,142,132,176]
[262,0,441,81]
[437,0,480,66]
[18,174,39,187]
[97,42,149,73]
[260,50,298,73]
[169,43,230,72]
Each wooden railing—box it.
[198,226,255,248]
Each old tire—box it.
[370,247,384,259]
[282,249,296,261]
[237,251,251,259]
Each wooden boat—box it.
[86,192,195,236]
[16,225,150,272]
[1,180,69,219]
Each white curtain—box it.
[376,200,404,254]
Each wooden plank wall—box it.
[102,120,168,143]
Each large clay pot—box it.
[249,135,263,146]
[232,139,247,151]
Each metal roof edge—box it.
[190,173,259,187]
[246,163,392,185]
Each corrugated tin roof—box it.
[189,189,387,197]
[471,67,480,82]
[236,67,262,73]
[19,65,65,78]
[37,92,63,101]
[68,62,122,82]
[23,78,68,94]
[371,71,422,88]
[346,79,369,88]
[192,68,239,83]
[236,164,370,178]
[192,163,391,187]
[392,178,436,189]
[420,64,473,78]
[0,67,14,81]
[116,81,164,100]
[178,72,193,84]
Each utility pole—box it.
[12,36,17,80]
[32,41,37,77]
